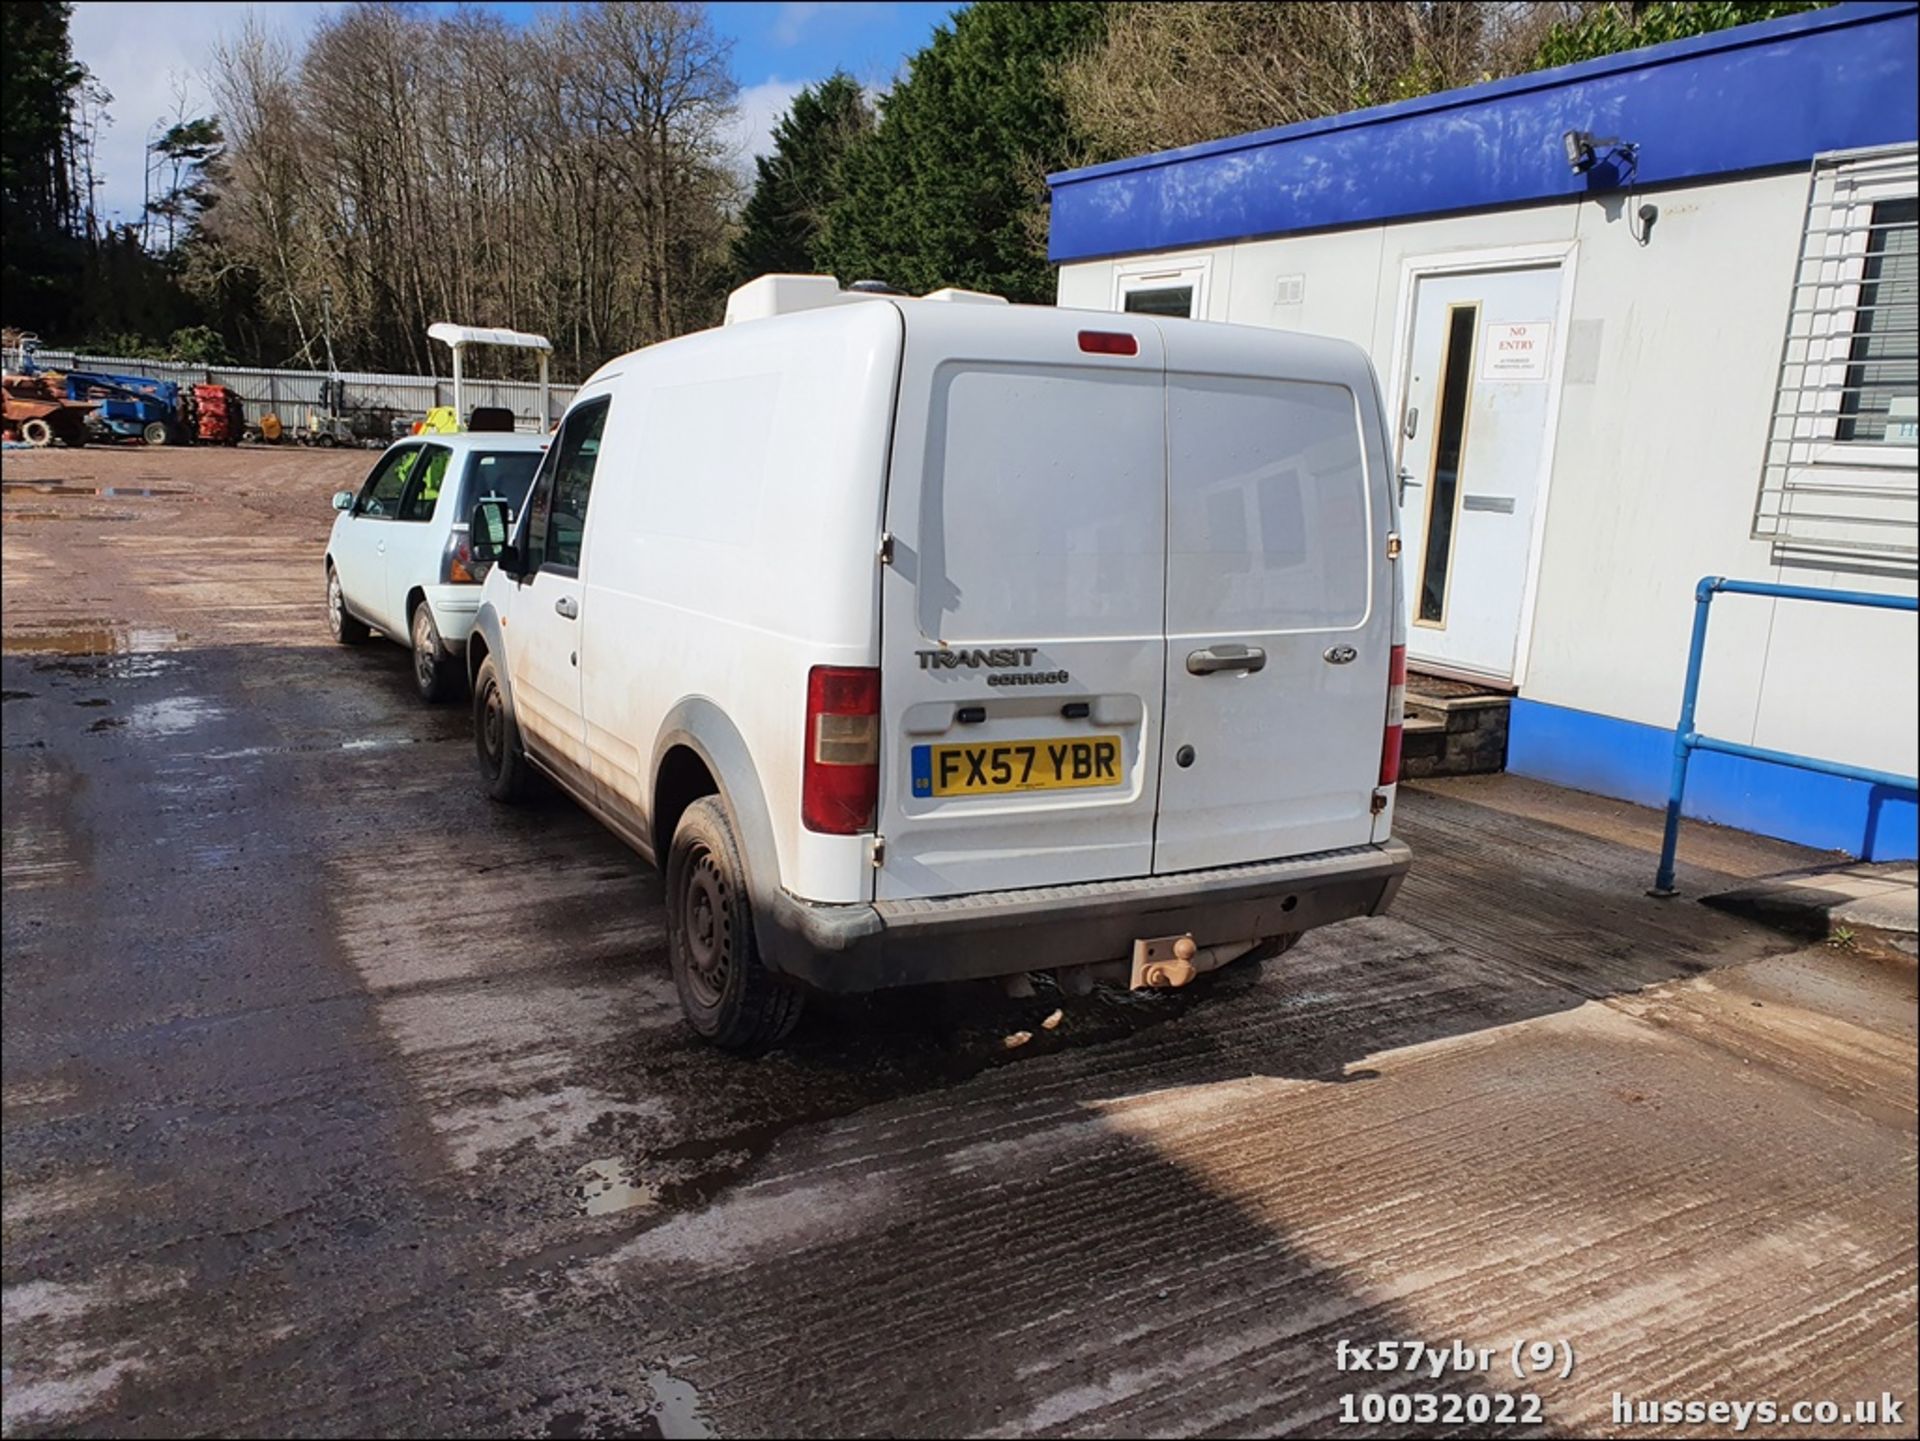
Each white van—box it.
[466,276,1411,1048]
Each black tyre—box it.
[472,655,531,803]
[666,797,805,1051]
[142,419,172,446]
[1242,934,1300,965]
[410,603,456,703]
[326,565,371,645]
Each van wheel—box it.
[473,655,530,803]
[327,565,370,645]
[1243,934,1299,965]
[667,797,805,1051]
[410,603,456,703]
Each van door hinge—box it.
[871,835,886,867]
[878,532,895,565]
[1386,531,1402,560]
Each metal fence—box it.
[6,346,578,437]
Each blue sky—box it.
[70,1,965,227]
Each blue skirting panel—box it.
[1507,698,1918,861]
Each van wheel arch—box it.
[467,632,490,689]
[653,744,720,864]
[649,706,785,960]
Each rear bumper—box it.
[758,839,1411,994]
[422,587,481,647]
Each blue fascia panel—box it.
[1047,2,1919,263]
[1506,698,1919,861]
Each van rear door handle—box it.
[1187,644,1266,675]
[554,596,579,620]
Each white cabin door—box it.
[1395,265,1562,681]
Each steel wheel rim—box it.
[681,846,730,1009]
[413,611,435,688]
[480,681,505,766]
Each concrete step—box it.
[1402,673,1510,778]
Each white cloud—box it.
[68,1,337,228]
[726,76,813,174]
[770,2,848,48]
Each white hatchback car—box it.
[326,432,547,700]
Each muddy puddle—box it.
[4,623,186,679]
[1,481,187,499]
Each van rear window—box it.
[1166,377,1370,633]
[925,364,1166,641]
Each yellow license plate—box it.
[910,736,1123,798]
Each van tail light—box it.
[445,530,478,584]
[1379,644,1407,786]
[1078,330,1139,356]
[803,666,880,834]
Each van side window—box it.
[526,397,611,574]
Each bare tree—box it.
[202,2,740,376]
[1058,2,1603,165]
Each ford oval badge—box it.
[1324,645,1358,665]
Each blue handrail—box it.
[1650,576,1918,897]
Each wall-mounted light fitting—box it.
[1561,129,1636,175]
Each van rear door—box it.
[874,308,1166,901]
[1152,324,1393,873]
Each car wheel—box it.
[472,655,530,803]
[410,603,455,703]
[666,797,805,1051]
[327,566,370,645]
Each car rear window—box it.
[460,450,543,516]
[1165,376,1370,633]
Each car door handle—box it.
[1187,644,1266,675]
[554,596,579,620]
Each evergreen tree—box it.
[733,73,873,281]
[2,0,86,331]
[819,2,1106,304]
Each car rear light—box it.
[1379,644,1407,786]
[1078,330,1138,356]
[447,531,477,583]
[803,665,880,834]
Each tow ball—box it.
[1129,935,1260,990]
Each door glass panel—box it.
[356,446,417,517]
[526,397,610,573]
[396,446,452,521]
[922,363,1164,641]
[1417,304,1477,624]
[1123,285,1195,317]
[1167,376,1368,632]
